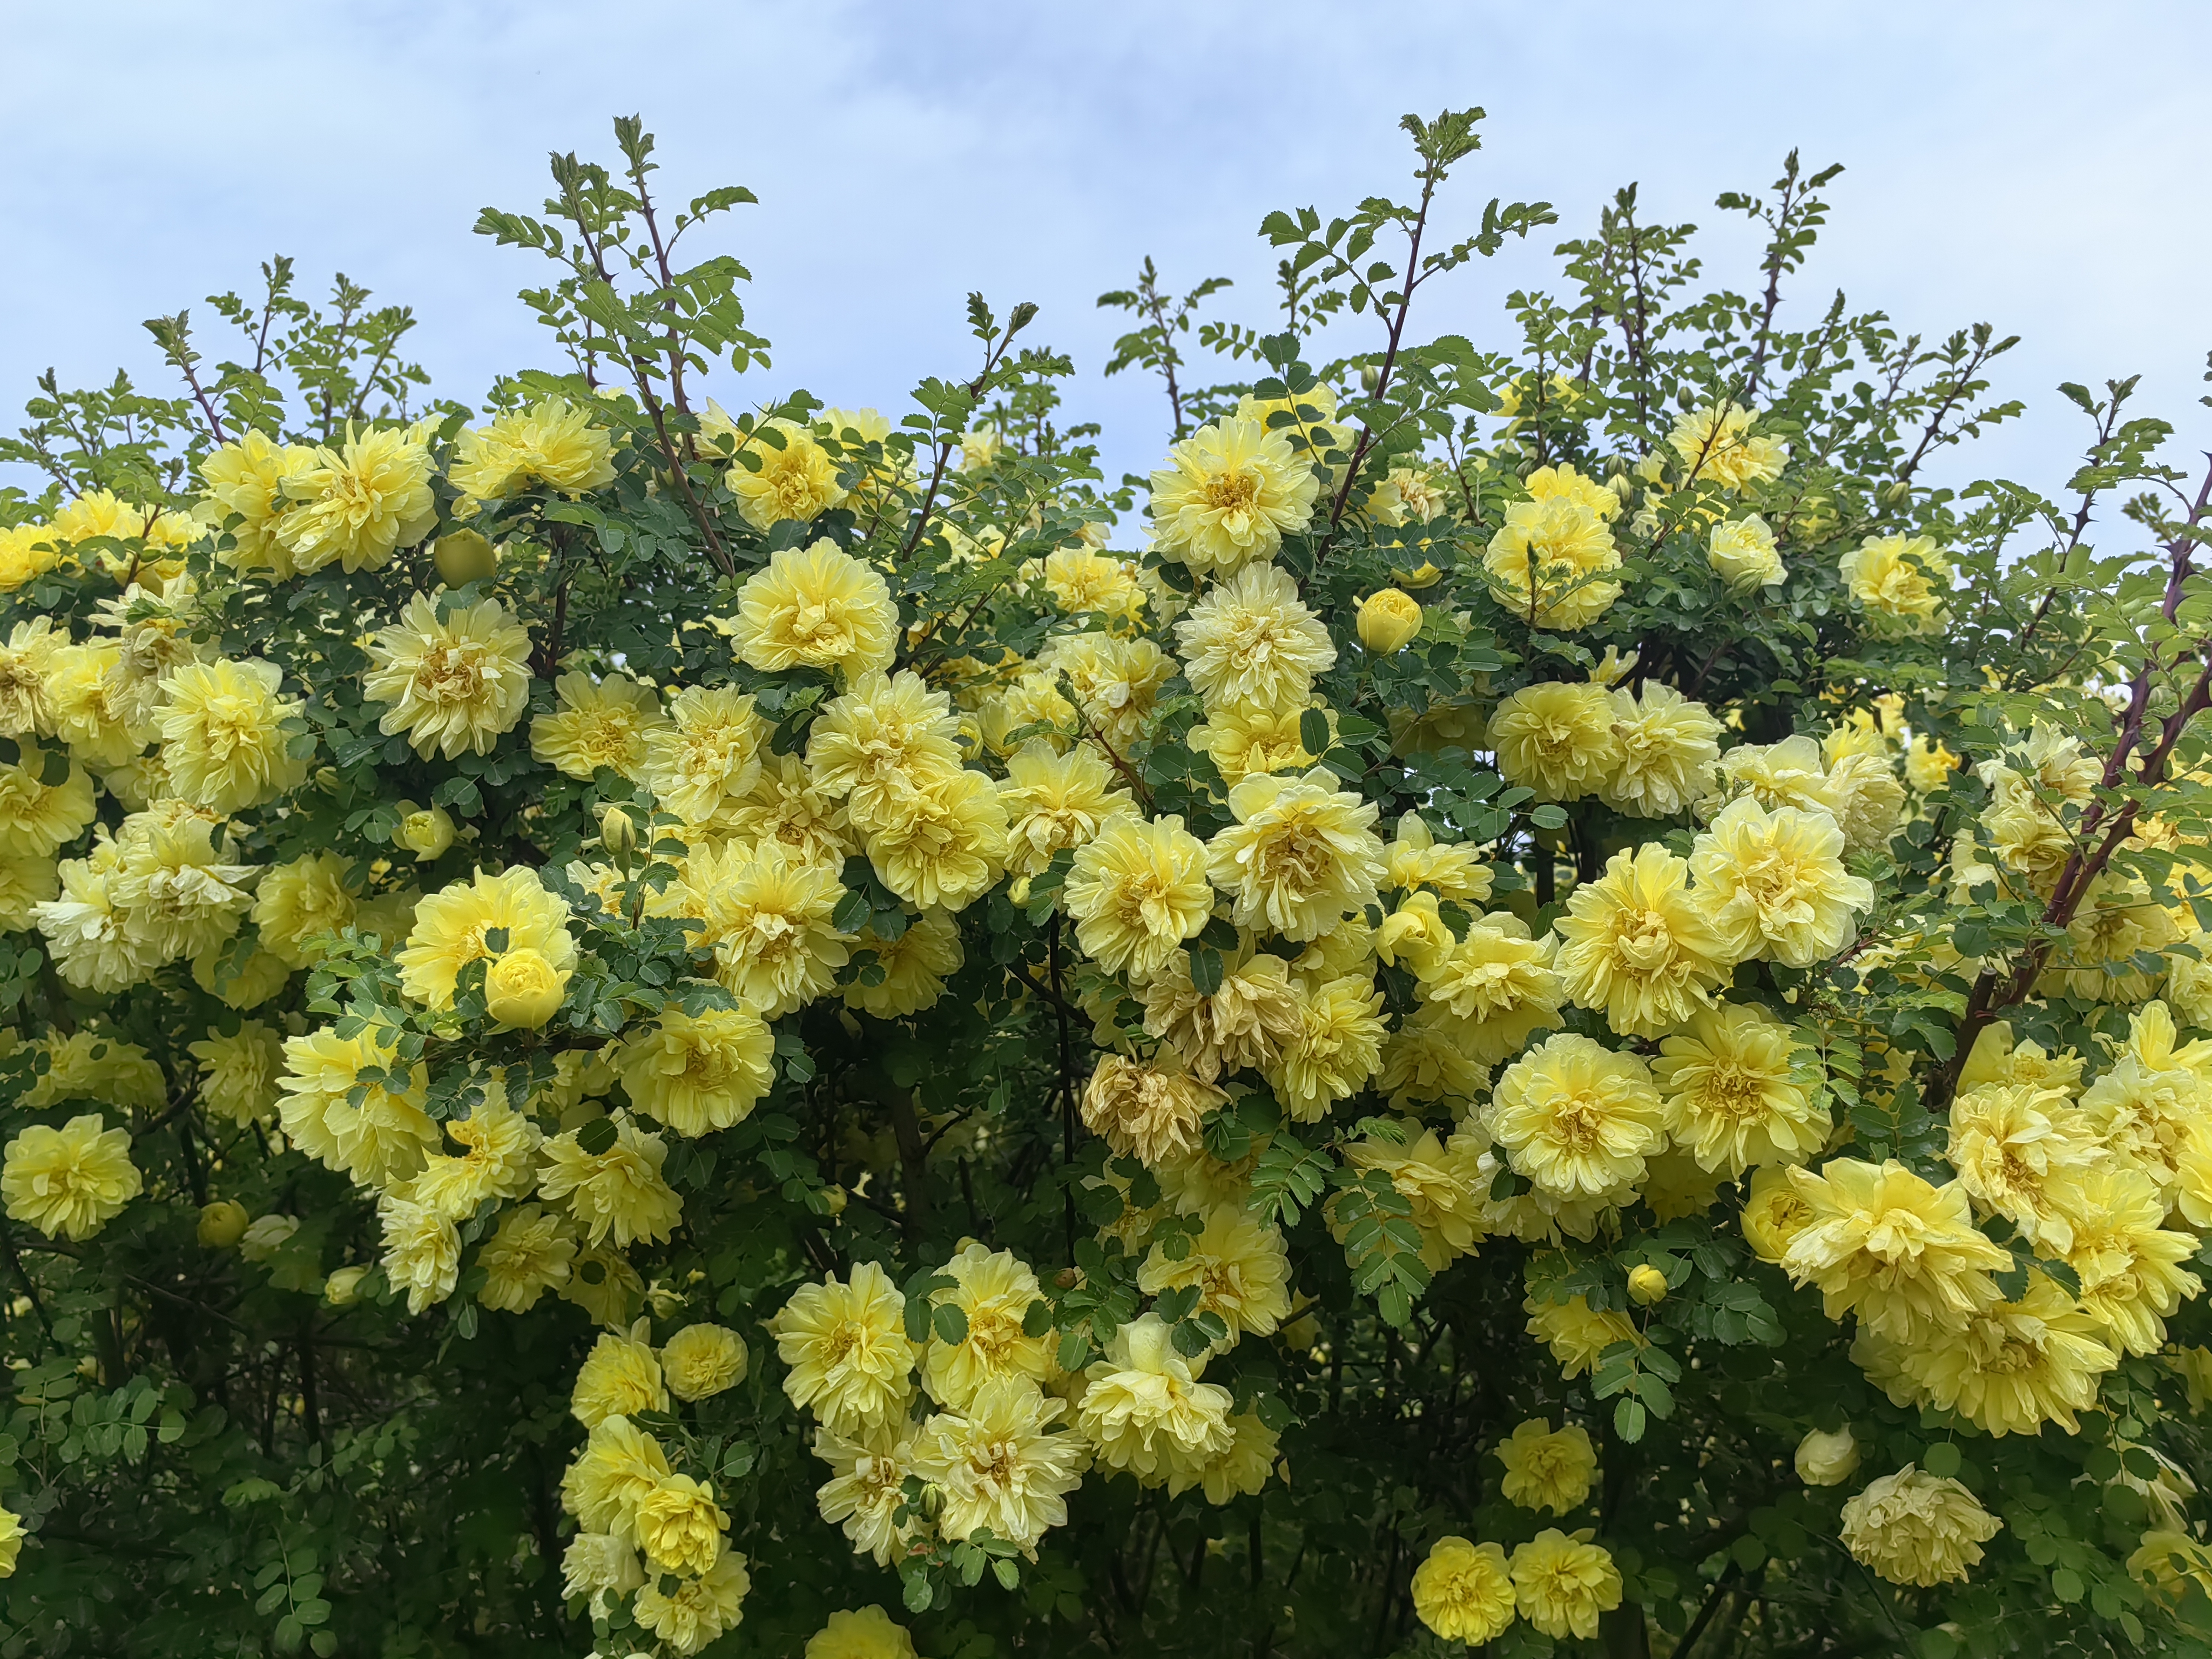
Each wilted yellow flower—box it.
[1601,683,1721,818]
[1491,681,1622,801]
[1669,404,1786,491]
[726,418,847,530]
[1411,1536,1516,1644]
[1510,1528,1622,1640]
[1653,1004,1823,1175]
[275,423,437,574]
[1040,632,1174,751]
[1554,844,1734,1037]
[377,1191,460,1311]
[1063,813,1213,979]
[1489,1034,1665,1199]
[729,540,898,679]
[1498,1418,1597,1514]
[1081,1054,1226,1169]
[663,1323,750,1401]
[529,673,666,781]
[450,397,615,500]
[572,1324,670,1427]
[1267,973,1387,1120]
[1838,1466,2001,1587]
[813,1420,923,1567]
[619,1003,774,1137]
[1782,1158,2009,1341]
[770,1261,917,1434]
[1483,497,1622,629]
[1840,534,1948,631]
[1173,562,1336,716]
[1,1114,141,1240]
[922,1242,1052,1411]
[1141,945,1301,1083]
[633,1549,751,1656]
[1357,588,1423,653]
[187,1021,284,1125]
[677,839,850,1013]
[1148,416,1319,576]
[1207,767,1384,942]
[398,865,576,1009]
[363,595,534,758]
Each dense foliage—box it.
[1,110,2210,1659]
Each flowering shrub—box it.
[1,109,2210,1658]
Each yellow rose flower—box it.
[860,764,1008,912]
[1601,683,1722,818]
[187,1021,284,1125]
[729,539,898,680]
[2,1114,141,1240]
[1509,1528,1623,1640]
[1889,1270,2116,1436]
[277,1024,439,1189]
[484,946,568,1028]
[844,909,963,1017]
[1206,767,1384,943]
[1172,562,1336,716]
[633,1549,750,1656]
[1138,1203,1292,1340]
[537,1115,683,1249]
[805,1604,919,1659]
[1839,533,1948,632]
[1525,1290,1642,1378]
[362,594,534,758]
[154,658,308,812]
[1668,403,1786,490]
[394,801,458,860]
[571,1323,669,1428]
[662,1323,750,1401]
[1653,1003,1829,1177]
[804,670,966,829]
[450,396,616,500]
[1415,912,1567,1064]
[529,672,667,781]
[1483,496,1622,629]
[0,741,97,857]
[922,1242,1053,1411]
[1489,1033,1665,1201]
[999,739,1132,879]
[1781,1158,2009,1342]
[274,423,438,574]
[1411,1535,1516,1644]
[1554,844,1735,1037]
[1063,813,1213,979]
[726,417,847,530]
[618,1003,775,1137]
[1708,512,1784,590]
[1838,1465,2001,1587]
[768,1261,918,1434]
[1148,416,1320,576]
[1795,1425,1860,1486]
[478,1203,579,1314]
[1490,681,1622,801]
[676,839,851,1015]
[251,852,358,969]
[376,1191,460,1312]
[1356,588,1423,653]
[1498,1417,1597,1514]
[397,865,577,1010]
[1266,973,1387,1121]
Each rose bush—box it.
[0,109,2209,1657]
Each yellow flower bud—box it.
[1358,588,1424,654]
[196,1199,249,1248]
[395,801,457,861]
[484,947,568,1029]
[599,805,637,863]
[1795,1426,1860,1487]
[1627,1264,1669,1306]
[661,1323,750,1401]
[433,528,497,587]
[324,1265,370,1306]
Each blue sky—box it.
[5,1,2208,514]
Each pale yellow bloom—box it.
[1416,913,1567,1063]
[1510,1529,1622,1641]
[805,1606,920,1659]
[378,1191,460,1312]
[1141,945,1301,1083]
[1601,683,1721,818]
[1411,1536,1515,1644]
[812,1420,923,1566]
[1076,1314,1233,1481]
[187,1021,285,1125]
[1063,813,1213,979]
[998,739,1130,882]
[1490,682,1622,801]
[1139,1203,1292,1340]
[1840,534,1948,632]
[275,424,437,574]
[723,752,854,869]
[663,1323,750,1401]
[1039,632,1174,751]
[1148,416,1320,576]
[1525,1291,1642,1377]
[726,418,847,530]
[1042,547,1147,625]
[1654,1003,1829,1176]
[1889,1270,2116,1436]
[1691,796,1872,968]
[1484,497,1622,629]
[1782,1158,2009,1342]
[860,765,1007,912]
[251,852,358,968]
[1266,973,1387,1121]
[729,539,898,679]
[633,1550,750,1656]
[805,670,966,829]
[1337,1120,1488,1270]
[363,595,534,758]
[1173,562,1336,716]
[1489,1034,1665,1200]
[278,1024,439,1189]
[1553,844,1734,1037]
[1838,1466,2001,1587]
[537,1115,683,1248]
[1498,1418,1597,1514]
[155,658,307,812]
[1708,512,1784,591]
[922,1242,1052,1411]
[1944,1082,2102,1252]
[571,1324,670,1428]
[197,431,318,577]
[620,1004,774,1137]
[1206,767,1384,943]
[643,685,770,826]
[770,1261,917,1434]
[844,909,963,1017]
[450,397,615,500]
[1357,588,1423,653]
[529,673,666,781]
[1186,701,1325,785]
[1795,1425,1860,1486]
[397,865,577,1010]
[677,839,849,1016]
[2061,1162,2202,1356]
[1669,404,1785,491]
[1,1114,141,1239]
[478,1203,579,1313]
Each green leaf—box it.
[933,1303,970,1344]
[576,1117,619,1156]
[1614,1398,1648,1443]
[1921,1441,1962,1479]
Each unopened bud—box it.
[1357,588,1424,655]
[485,947,568,1029]
[196,1199,249,1249]
[433,528,497,587]
[1795,1425,1860,1486]
[600,805,637,864]
[1627,1264,1670,1306]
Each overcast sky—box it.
[5,2,2208,517]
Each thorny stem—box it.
[1327,170,1440,534]
[1898,333,2000,482]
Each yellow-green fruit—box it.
[196,1199,248,1248]
[433,529,497,586]
[1627,1264,1670,1306]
